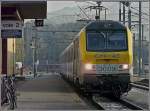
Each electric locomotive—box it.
[60,20,133,97]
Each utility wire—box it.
[130,6,149,16]
[131,11,149,21]
[123,9,149,21]
[85,1,96,5]
[75,1,91,20]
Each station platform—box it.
[7,73,95,110]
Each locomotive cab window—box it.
[86,30,128,52]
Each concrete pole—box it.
[35,40,37,76]
[99,7,101,20]
[149,2,150,78]
[128,2,131,29]
[96,9,98,19]
[32,38,36,77]
[32,27,37,78]
[97,1,101,20]
[35,35,38,75]
[105,8,107,20]
[138,1,142,76]
[141,24,144,74]
[0,1,1,106]
[123,4,126,25]
[47,46,49,73]
[119,2,122,22]
[0,2,1,74]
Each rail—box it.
[119,99,144,110]
[131,83,149,91]
[92,95,144,110]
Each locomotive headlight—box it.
[119,64,129,70]
[122,64,129,70]
[85,64,93,70]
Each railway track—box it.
[91,95,143,110]
[78,92,144,110]
[61,74,144,110]
[131,83,149,91]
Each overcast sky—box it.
[25,1,149,23]
[47,1,149,13]
[47,1,76,13]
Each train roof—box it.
[85,20,126,31]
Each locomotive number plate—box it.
[96,64,119,73]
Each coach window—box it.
[68,49,70,62]
[70,47,72,62]
[70,48,72,62]
[77,40,79,59]
[64,53,66,62]
[66,51,67,62]
[71,47,73,61]
[73,41,76,60]
[68,50,70,62]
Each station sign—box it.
[35,19,44,27]
[1,30,22,38]
[1,20,23,38]
[2,21,23,30]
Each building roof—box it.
[2,0,47,19]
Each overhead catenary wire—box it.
[121,7,149,21]
[130,6,149,16]
[75,1,91,20]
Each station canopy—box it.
[1,0,47,19]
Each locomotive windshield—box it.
[86,30,127,52]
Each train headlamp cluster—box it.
[119,64,129,70]
[85,64,129,71]
[85,64,93,70]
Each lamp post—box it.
[31,26,38,77]
[30,37,37,77]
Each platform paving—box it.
[10,73,94,110]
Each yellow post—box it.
[7,38,16,76]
